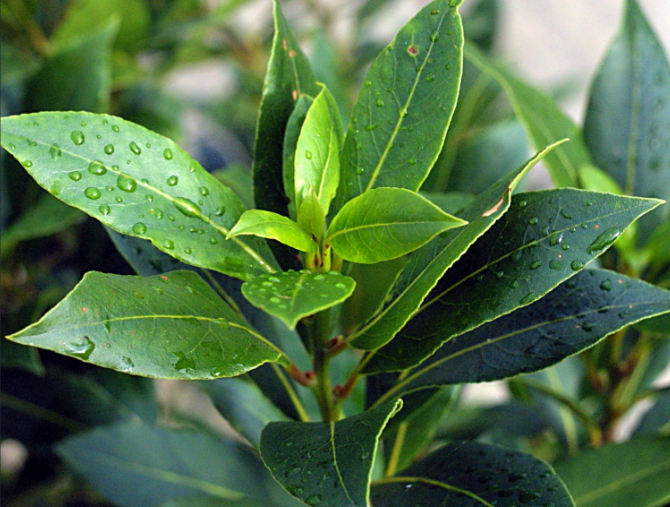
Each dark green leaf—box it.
[466,43,591,188]
[0,340,45,375]
[294,86,343,216]
[252,0,318,216]
[7,271,288,379]
[326,188,467,264]
[554,436,670,507]
[260,400,402,507]
[636,312,670,336]
[213,165,254,210]
[202,377,289,447]
[463,0,500,52]
[160,497,277,507]
[335,0,464,211]
[57,421,275,507]
[421,191,474,214]
[365,189,662,372]
[283,95,314,220]
[241,270,355,329]
[0,44,41,85]
[351,142,558,351]
[1,111,278,281]
[228,210,316,253]
[27,22,117,112]
[0,192,85,258]
[584,0,670,245]
[634,391,670,436]
[371,442,574,507]
[646,220,670,265]
[384,269,670,398]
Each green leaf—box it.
[326,188,467,264]
[228,210,316,253]
[634,391,670,436]
[296,188,326,241]
[283,95,314,220]
[421,191,474,214]
[52,0,150,52]
[334,0,464,211]
[0,192,85,258]
[0,111,278,281]
[383,269,670,399]
[463,0,500,52]
[213,164,254,210]
[252,0,318,216]
[201,377,290,447]
[6,270,287,379]
[584,0,670,245]
[260,400,402,507]
[57,421,278,507]
[0,340,45,375]
[637,312,670,336]
[371,442,574,507]
[27,22,117,112]
[0,43,41,85]
[579,164,624,195]
[365,189,662,372]
[241,270,356,329]
[351,142,559,351]
[294,85,343,216]
[554,436,670,507]
[646,220,670,265]
[466,43,591,188]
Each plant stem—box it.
[312,309,337,421]
[385,422,407,477]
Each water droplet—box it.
[116,196,123,203]
[167,175,178,186]
[71,131,85,145]
[356,167,365,175]
[549,260,562,270]
[571,260,584,271]
[120,356,134,372]
[209,236,218,244]
[214,206,226,216]
[426,73,435,82]
[84,187,101,200]
[581,223,589,229]
[132,222,147,235]
[129,141,142,155]
[365,124,378,131]
[22,160,33,168]
[64,336,95,360]
[99,204,111,216]
[529,261,541,270]
[49,144,62,159]
[199,186,209,197]
[173,197,201,217]
[305,150,313,159]
[133,290,144,299]
[270,296,280,304]
[163,239,174,250]
[528,217,539,225]
[104,144,115,155]
[560,209,573,219]
[305,495,322,506]
[184,247,192,254]
[586,200,593,206]
[376,98,384,107]
[117,175,137,192]
[167,214,175,221]
[431,9,439,14]
[542,225,551,237]
[409,158,416,165]
[519,200,528,208]
[88,160,107,175]
[365,80,372,87]
[586,227,621,254]
[520,293,534,305]
[68,171,83,181]
[600,279,612,291]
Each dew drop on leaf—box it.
[520,293,534,305]
[167,175,179,186]
[173,197,201,217]
[163,148,173,160]
[365,124,378,131]
[132,222,147,234]
[71,131,85,145]
[528,217,539,225]
[214,206,226,216]
[163,239,175,250]
[129,141,142,155]
[64,336,95,360]
[117,175,137,192]
[305,150,313,160]
[104,144,115,155]
[199,186,209,197]
[68,171,82,181]
[49,144,62,159]
[586,227,621,254]
[88,160,107,175]
[549,260,562,270]
[376,98,384,107]
[84,187,101,200]
[99,204,111,216]
[571,260,584,271]
[529,261,541,270]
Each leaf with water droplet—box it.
[365,188,662,372]
[261,400,402,507]
[371,442,573,507]
[0,111,279,281]
[242,270,355,328]
[6,271,288,378]
[228,210,316,253]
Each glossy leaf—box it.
[241,270,355,329]
[584,0,670,245]
[260,400,402,507]
[555,436,670,507]
[334,0,464,211]
[351,142,559,351]
[27,22,116,113]
[366,189,662,372]
[326,188,467,264]
[466,43,591,188]
[6,271,287,379]
[57,421,276,507]
[371,442,574,507]
[202,377,290,447]
[384,269,670,399]
[294,86,343,216]
[0,111,278,281]
[252,0,318,216]
[0,192,85,258]
[283,95,314,220]
[228,210,316,253]
[296,188,326,241]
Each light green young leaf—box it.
[0,111,278,281]
[241,270,356,329]
[466,43,591,188]
[253,0,319,216]
[584,0,670,246]
[554,437,670,507]
[371,442,574,507]
[351,142,561,351]
[6,271,288,379]
[335,0,464,211]
[365,189,662,372]
[294,86,343,216]
[326,188,467,264]
[228,210,316,253]
[283,95,314,220]
[260,400,402,507]
[296,188,326,241]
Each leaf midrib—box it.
[327,218,457,242]
[373,476,494,506]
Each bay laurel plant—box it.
[2,0,670,506]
